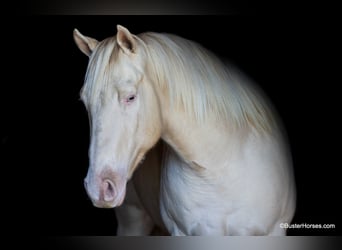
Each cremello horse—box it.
[73,25,296,235]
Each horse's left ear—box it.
[116,25,137,54]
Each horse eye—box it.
[125,94,136,104]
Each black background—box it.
[3,15,340,236]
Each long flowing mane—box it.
[82,32,276,133]
[140,32,276,133]
[80,37,118,110]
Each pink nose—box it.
[84,178,116,204]
[84,171,127,208]
[101,179,116,202]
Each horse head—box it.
[74,25,162,208]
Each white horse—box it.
[73,25,296,235]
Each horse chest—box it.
[159,150,233,235]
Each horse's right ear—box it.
[73,29,99,57]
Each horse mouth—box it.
[93,195,125,208]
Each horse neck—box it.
[158,98,248,169]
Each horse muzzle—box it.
[84,174,127,208]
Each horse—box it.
[73,25,296,235]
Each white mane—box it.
[80,37,119,111]
[82,32,277,133]
[140,32,276,132]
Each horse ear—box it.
[73,29,99,57]
[116,25,136,54]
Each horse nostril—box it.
[102,179,116,202]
